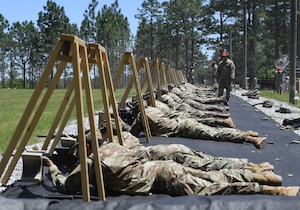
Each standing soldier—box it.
[211,61,218,90]
[188,65,195,84]
[274,67,283,94]
[216,52,235,105]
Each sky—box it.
[0,0,213,59]
[0,0,149,36]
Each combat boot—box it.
[244,130,259,137]
[246,136,266,149]
[253,171,282,186]
[262,185,300,196]
[218,118,235,128]
[219,95,227,103]
[244,162,274,173]
[222,107,230,112]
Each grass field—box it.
[0,88,131,153]
[259,90,300,109]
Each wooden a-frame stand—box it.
[87,43,124,145]
[177,69,186,83]
[164,65,173,85]
[159,62,168,87]
[171,69,185,85]
[113,52,151,143]
[135,57,156,107]
[140,59,161,102]
[0,34,105,202]
[144,61,168,100]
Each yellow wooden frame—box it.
[137,57,156,107]
[113,52,151,143]
[87,43,124,146]
[0,34,105,202]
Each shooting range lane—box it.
[2,94,300,210]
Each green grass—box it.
[0,88,133,153]
[259,90,300,109]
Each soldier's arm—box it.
[45,156,93,194]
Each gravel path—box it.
[232,88,300,136]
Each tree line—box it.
[0,0,297,89]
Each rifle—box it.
[22,140,79,182]
[43,147,79,174]
[118,108,136,126]
[21,135,78,182]
[36,134,76,139]
[283,118,300,128]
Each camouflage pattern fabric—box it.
[180,82,216,97]
[216,58,235,101]
[217,58,235,81]
[274,71,283,94]
[171,86,224,104]
[159,96,229,119]
[177,118,247,143]
[48,140,259,196]
[183,98,225,112]
[146,143,248,171]
[132,106,245,143]
[153,104,231,128]
[166,92,225,112]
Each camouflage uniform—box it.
[48,140,262,196]
[111,131,248,171]
[216,57,235,102]
[179,82,216,97]
[170,86,224,104]
[154,101,233,128]
[146,143,248,171]
[274,69,283,94]
[165,92,227,112]
[159,95,230,119]
[130,106,256,146]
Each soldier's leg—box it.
[244,130,259,137]
[186,167,284,191]
[218,80,225,97]
[212,127,266,149]
[224,80,232,103]
[252,171,282,186]
[148,161,256,196]
[202,110,231,118]
[186,167,282,187]
[177,119,266,149]
[195,117,234,128]
[279,84,282,94]
[154,161,296,196]
[261,185,299,196]
[245,136,267,149]
[147,144,248,171]
[244,162,274,173]
[217,117,235,128]
[228,183,299,196]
